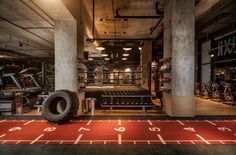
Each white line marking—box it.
[90,141,93,144]
[177,141,180,144]
[133,141,136,144]
[118,134,122,144]
[157,134,166,145]
[45,141,49,144]
[23,120,34,126]
[147,120,153,126]
[74,134,83,144]
[1,141,6,144]
[220,141,225,144]
[104,140,106,144]
[99,120,102,122]
[138,120,140,122]
[234,141,236,143]
[147,141,150,144]
[191,141,195,144]
[177,120,184,126]
[15,141,20,144]
[60,141,63,144]
[30,134,44,144]
[118,120,121,125]
[0,120,6,123]
[128,120,131,122]
[196,134,210,144]
[87,120,92,126]
[0,134,6,138]
[206,120,216,126]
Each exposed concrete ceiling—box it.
[0,0,55,57]
[83,0,164,40]
[196,0,236,37]
[0,0,234,59]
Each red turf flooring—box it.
[0,119,236,145]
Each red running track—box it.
[0,119,236,145]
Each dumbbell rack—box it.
[101,91,154,112]
[77,58,86,92]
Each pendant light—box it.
[123,47,132,51]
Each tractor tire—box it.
[42,90,78,124]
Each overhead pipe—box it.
[87,38,154,41]
[92,0,95,38]
[115,9,163,19]
[150,18,163,35]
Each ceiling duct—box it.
[115,9,163,19]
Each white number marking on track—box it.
[183,127,195,132]
[217,127,232,132]
[44,127,56,132]
[78,127,90,132]
[149,127,161,132]
[114,127,126,132]
[8,127,22,131]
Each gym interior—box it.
[0,0,236,154]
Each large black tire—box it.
[42,90,79,124]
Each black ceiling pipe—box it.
[115,10,163,19]
[87,38,155,41]
[150,18,163,35]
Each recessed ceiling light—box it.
[123,47,132,51]
[105,57,110,61]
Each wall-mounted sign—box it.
[212,32,236,61]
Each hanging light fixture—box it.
[96,45,105,51]
[105,57,110,61]
[122,57,127,61]
[88,57,93,61]
[123,47,132,51]
[122,52,129,57]
[139,47,142,50]
[101,50,108,57]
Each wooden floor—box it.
[195,97,236,115]
[22,97,236,116]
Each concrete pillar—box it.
[141,41,152,90]
[163,0,195,116]
[55,19,77,92]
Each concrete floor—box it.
[0,144,236,155]
[22,97,236,116]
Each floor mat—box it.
[0,119,235,145]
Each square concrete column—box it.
[141,41,152,90]
[163,0,195,116]
[55,19,78,92]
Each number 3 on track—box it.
[149,127,161,132]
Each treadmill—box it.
[19,67,42,97]
[0,65,23,115]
